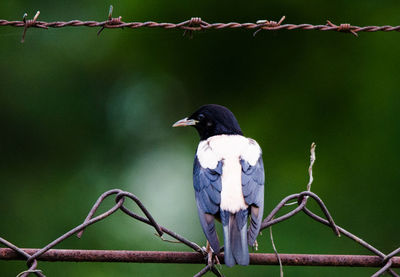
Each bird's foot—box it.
[207,248,213,265]
[202,242,220,266]
[202,246,214,265]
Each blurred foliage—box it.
[1,0,400,276]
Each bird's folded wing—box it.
[193,156,222,253]
[240,156,265,246]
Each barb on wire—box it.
[182,17,205,38]
[326,20,358,37]
[97,5,123,36]
[254,15,286,36]
[0,142,399,276]
[1,7,400,42]
[21,11,48,43]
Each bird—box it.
[172,104,265,267]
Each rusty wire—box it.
[1,143,399,277]
[1,249,400,267]
[1,6,400,42]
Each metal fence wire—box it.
[1,6,400,42]
[0,143,399,277]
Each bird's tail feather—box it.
[247,205,263,247]
[222,210,249,267]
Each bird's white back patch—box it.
[196,135,262,213]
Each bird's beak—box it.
[172,117,198,127]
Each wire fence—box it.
[1,6,400,42]
[0,143,399,277]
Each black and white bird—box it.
[173,104,265,267]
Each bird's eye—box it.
[198,114,205,120]
[207,121,213,127]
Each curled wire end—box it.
[254,15,286,36]
[310,142,316,151]
[326,20,358,37]
[154,233,182,244]
[16,269,44,277]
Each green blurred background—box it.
[1,0,399,276]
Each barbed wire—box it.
[1,6,400,42]
[0,143,399,277]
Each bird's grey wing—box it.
[240,156,265,246]
[193,155,222,253]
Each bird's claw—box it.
[214,254,221,267]
[208,249,213,265]
[203,244,220,266]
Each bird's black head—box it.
[173,104,243,140]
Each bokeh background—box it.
[1,0,400,276]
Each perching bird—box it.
[173,104,265,267]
